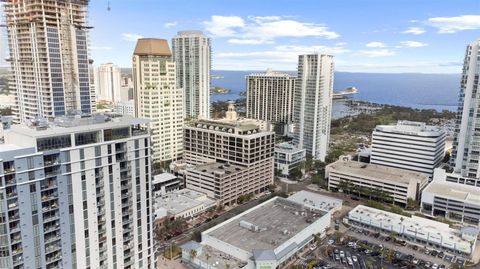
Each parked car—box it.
[340,250,345,258]
[328,239,335,245]
[352,256,358,263]
[438,252,444,259]
[412,258,419,265]
[432,264,439,269]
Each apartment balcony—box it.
[11,233,22,244]
[44,234,60,244]
[12,254,23,266]
[45,243,62,255]
[40,181,57,191]
[11,247,23,255]
[7,200,18,210]
[44,223,60,233]
[44,159,60,167]
[4,167,15,175]
[6,191,17,198]
[42,203,58,213]
[43,214,60,223]
[41,192,58,202]
[46,252,62,264]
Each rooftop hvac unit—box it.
[239,220,260,232]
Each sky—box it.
[86,0,478,73]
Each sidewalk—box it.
[157,256,187,269]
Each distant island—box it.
[210,86,230,94]
[211,75,224,79]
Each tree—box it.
[305,154,313,171]
[443,151,451,163]
[289,167,303,181]
[205,253,211,269]
[191,231,201,242]
[189,249,197,266]
[406,198,419,210]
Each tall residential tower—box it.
[133,38,184,162]
[3,0,95,123]
[94,63,122,103]
[172,31,211,119]
[451,39,480,179]
[246,69,296,134]
[0,115,154,269]
[293,54,334,161]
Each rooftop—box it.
[154,189,216,216]
[205,197,325,252]
[275,142,306,153]
[190,244,247,269]
[287,191,342,212]
[152,173,179,185]
[327,160,429,185]
[175,30,206,37]
[6,114,149,138]
[423,181,480,204]
[350,205,477,245]
[247,69,295,78]
[134,38,171,56]
[375,120,445,136]
[187,119,265,134]
[189,162,246,177]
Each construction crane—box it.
[107,1,111,11]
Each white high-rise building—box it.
[133,38,184,162]
[95,63,122,103]
[0,114,154,269]
[246,69,296,134]
[293,54,334,161]
[3,0,95,123]
[371,121,446,178]
[172,31,211,119]
[451,39,480,179]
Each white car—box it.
[340,250,345,258]
[432,264,439,269]
[347,258,353,266]
[328,239,335,245]
[352,256,358,263]
[309,244,317,251]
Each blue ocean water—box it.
[211,70,461,111]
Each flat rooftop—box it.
[328,160,429,185]
[423,181,480,204]
[350,205,475,246]
[187,118,271,135]
[275,142,305,153]
[206,197,325,252]
[375,120,445,136]
[287,191,342,212]
[155,189,216,216]
[189,162,246,177]
[7,114,149,138]
[152,173,179,185]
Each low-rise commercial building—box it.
[152,172,182,197]
[371,121,446,178]
[154,189,216,220]
[274,142,306,176]
[327,160,429,206]
[287,190,342,213]
[421,174,480,226]
[348,205,479,257]
[181,193,334,269]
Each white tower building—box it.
[293,54,334,161]
[172,31,211,119]
[133,38,184,162]
[95,63,122,103]
[0,115,154,269]
[451,39,480,179]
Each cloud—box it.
[122,33,143,42]
[164,21,178,28]
[91,46,113,50]
[402,27,426,35]
[365,42,386,48]
[203,15,245,37]
[214,44,349,69]
[228,39,273,45]
[357,49,396,57]
[427,15,480,33]
[400,41,428,48]
[204,15,339,44]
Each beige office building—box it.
[133,38,184,162]
[183,104,275,205]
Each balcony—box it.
[43,214,60,223]
[46,252,62,264]
[41,192,58,202]
[4,167,15,175]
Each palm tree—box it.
[205,253,211,269]
[225,262,231,269]
[189,249,197,267]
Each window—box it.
[37,135,71,151]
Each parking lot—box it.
[342,226,468,268]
